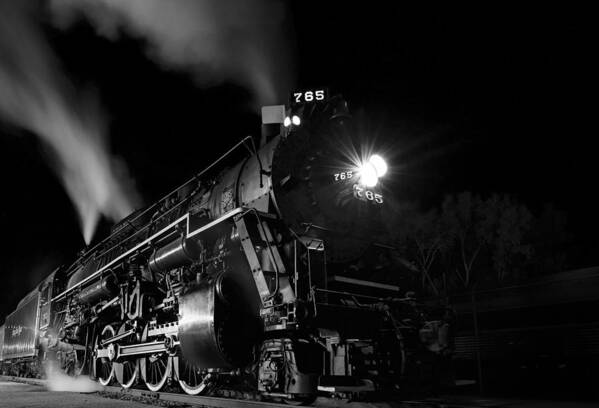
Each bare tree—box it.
[393,205,449,295]
[530,204,570,275]
[441,192,533,289]
[488,194,533,282]
[441,192,488,288]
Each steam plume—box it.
[0,1,140,244]
[50,0,295,107]
[44,360,102,392]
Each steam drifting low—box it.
[44,360,102,393]
[0,1,140,244]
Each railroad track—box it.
[0,375,491,408]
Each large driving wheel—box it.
[93,324,116,386]
[176,357,212,395]
[74,325,95,376]
[114,323,140,389]
[74,346,89,376]
[56,347,86,376]
[140,323,171,392]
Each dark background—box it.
[0,3,595,320]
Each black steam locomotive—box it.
[0,92,450,402]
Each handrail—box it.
[245,208,281,300]
[68,136,256,273]
[52,213,190,302]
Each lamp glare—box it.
[369,154,388,177]
[360,162,378,187]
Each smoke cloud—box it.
[44,360,102,392]
[0,0,293,242]
[0,1,140,244]
[50,0,295,108]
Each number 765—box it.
[294,90,325,103]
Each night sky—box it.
[0,2,595,320]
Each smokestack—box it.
[260,105,285,146]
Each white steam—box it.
[0,1,140,244]
[0,0,292,242]
[44,360,102,393]
[50,0,295,107]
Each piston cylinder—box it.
[77,275,118,304]
[148,237,202,273]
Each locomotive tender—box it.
[0,92,449,402]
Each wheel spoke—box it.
[178,358,211,395]
[113,324,139,389]
[140,324,171,392]
[94,324,116,386]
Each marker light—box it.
[369,154,388,177]
[360,162,379,187]
[292,115,301,126]
[283,116,291,127]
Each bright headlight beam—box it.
[357,154,387,187]
[369,154,387,177]
[283,116,291,127]
[292,115,301,126]
[360,162,378,187]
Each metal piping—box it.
[70,136,256,272]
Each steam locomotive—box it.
[0,91,450,402]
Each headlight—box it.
[359,162,379,187]
[369,154,387,177]
[358,154,388,187]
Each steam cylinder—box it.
[148,237,202,273]
[77,275,118,304]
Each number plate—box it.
[290,88,328,105]
[353,184,383,204]
[333,171,353,182]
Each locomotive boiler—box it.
[0,92,451,402]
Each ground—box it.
[0,381,150,408]
[1,378,598,408]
